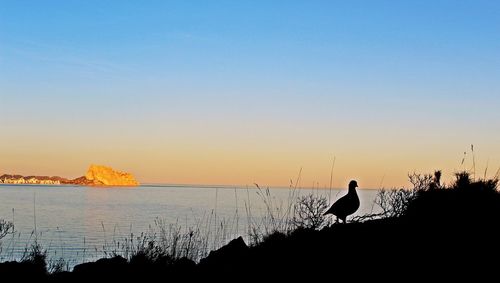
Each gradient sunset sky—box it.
[1,1,499,188]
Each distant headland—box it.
[0,164,139,186]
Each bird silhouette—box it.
[324,180,360,223]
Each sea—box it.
[0,184,380,267]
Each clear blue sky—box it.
[1,1,499,187]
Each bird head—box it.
[349,180,358,190]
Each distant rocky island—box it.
[0,164,139,186]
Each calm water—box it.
[0,184,380,266]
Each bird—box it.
[324,180,360,223]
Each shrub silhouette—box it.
[21,242,47,272]
[404,171,500,225]
[372,171,436,219]
[0,219,13,240]
[292,194,329,229]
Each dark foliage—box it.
[292,193,330,229]
[1,171,499,281]
[0,242,47,281]
[0,219,13,239]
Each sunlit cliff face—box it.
[85,164,139,186]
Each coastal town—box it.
[0,174,62,185]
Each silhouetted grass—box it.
[244,183,298,244]
[112,218,215,263]
[2,168,499,280]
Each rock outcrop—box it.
[84,164,139,186]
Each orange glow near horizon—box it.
[1,135,497,189]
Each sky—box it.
[1,0,499,188]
